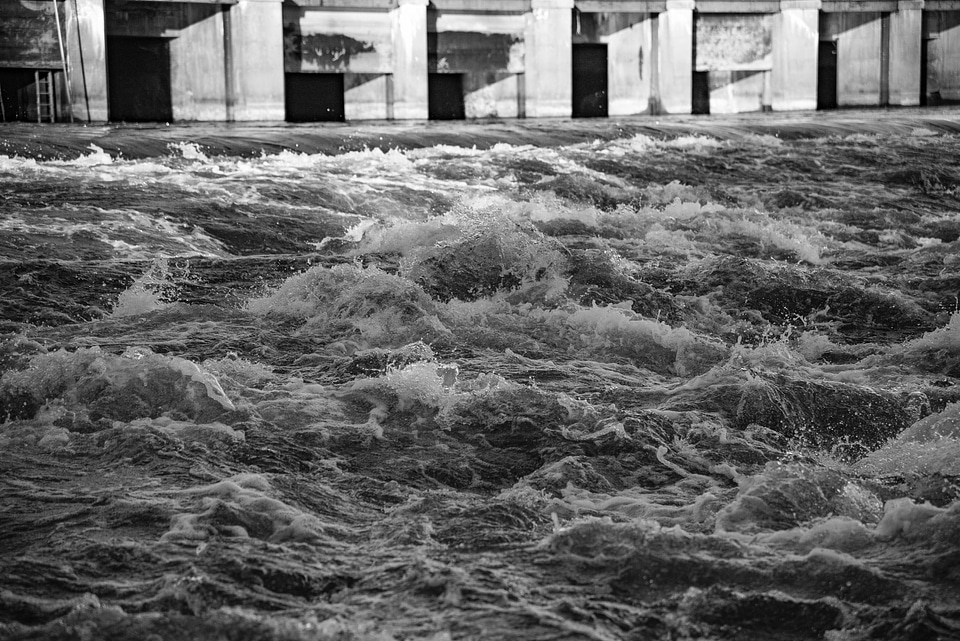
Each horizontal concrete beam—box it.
[286,0,397,7]
[575,1,665,11]
[820,1,898,11]
[696,0,780,11]
[432,0,531,10]
[123,0,237,4]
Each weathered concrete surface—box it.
[525,0,574,117]
[229,0,285,120]
[889,2,923,106]
[707,69,769,113]
[574,12,653,117]
[392,0,429,119]
[772,0,820,111]
[170,6,227,121]
[67,0,109,122]
[431,11,525,118]
[696,13,772,113]
[833,11,884,107]
[657,0,693,114]
[925,9,960,103]
[0,2,62,69]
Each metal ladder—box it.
[35,70,54,123]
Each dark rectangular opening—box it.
[817,40,838,110]
[572,43,607,118]
[920,36,929,106]
[0,69,42,122]
[692,71,710,115]
[285,73,345,122]
[107,37,173,122]
[428,73,464,120]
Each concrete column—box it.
[657,0,694,114]
[772,0,820,111]
[65,0,108,122]
[837,12,883,106]
[228,0,285,121]
[607,14,654,116]
[888,0,924,106]
[524,0,574,118]
[392,0,429,120]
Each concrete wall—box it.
[106,2,226,120]
[695,13,773,113]
[282,6,393,119]
[12,0,960,122]
[228,0,285,121]
[772,0,819,112]
[170,7,227,121]
[573,12,654,116]
[657,0,694,114]
[0,1,63,69]
[822,11,883,107]
[925,10,960,103]
[67,0,108,122]
[525,0,574,117]
[431,10,525,118]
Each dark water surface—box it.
[2,110,960,640]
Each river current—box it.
[2,110,960,640]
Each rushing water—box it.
[2,110,960,640]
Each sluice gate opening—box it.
[0,69,60,123]
[428,73,465,120]
[106,37,173,123]
[571,43,608,118]
[285,73,345,122]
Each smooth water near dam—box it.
[2,110,960,640]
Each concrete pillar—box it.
[170,7,227,122]
[65,0,108,122]
[657,0,694,114]
[934,11,960,102]
[606,14,654,116]
[392,0,429,120]
[888,0,924,106]
[837,12,883,106]
[228,0,285,121]
[524,0,574,118]
[772,0,820,111]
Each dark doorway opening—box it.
[692,71,710,114]
[817,40,837,109]
[285,73,345,122]
[107,37,173,122]
[817,40,838,110]
[0,69,51,122]
[572,43,607,118]
[428,73,464,120]
[920,36,929,106]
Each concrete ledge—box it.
[531,0,575,7]
[925,0,960,7]
[779,0,822,9]
[696,0,779,11]
[432,0,530,9]
[575,1,665,11]
[286,0,397,7]
[821,1,898,11]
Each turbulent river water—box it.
[3,110,960,641]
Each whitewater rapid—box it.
[2,111,960,640]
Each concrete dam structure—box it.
[1,0,959,123]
